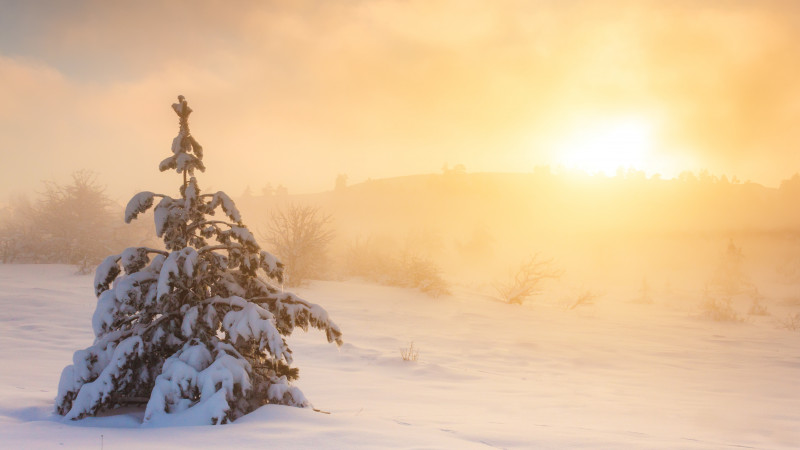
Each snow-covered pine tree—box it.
[56,96,343,425]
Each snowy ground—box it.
[1,264,799,449]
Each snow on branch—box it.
[143,340,250,425]
[94,254,121,297]
[125,192,157,223]
[274,292,343,345]
[209,192,242,223]
[60,336,146,420]
[157,248,198,301]
[259,251,283,281]
[205,296,292,363]
[153,197,179,238]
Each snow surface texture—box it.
[1,265,799,448]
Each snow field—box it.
[1,264,799,448]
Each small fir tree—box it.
[56,96,343,425]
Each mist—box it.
[2,1,800,447]
[3,0,800,205]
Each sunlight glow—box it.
[554,117,656,176]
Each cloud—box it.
[2,0,800,204]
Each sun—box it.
[553,117,656,176]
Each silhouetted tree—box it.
[0,196,38,263]
[36,171,121,271]
[0,171,141,271]
[261,204,334,287]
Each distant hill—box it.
[234,170,800,284]
[235,170,800,241]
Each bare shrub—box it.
[260,204,334,287]
[395,254,451,298]
[0,197,37,264]
[701,287,742,322]
[702,297,742,322]
[39,171,119,271]
[342,235,450,297]
[0,171,150,272]
[569,288,603,310]
[400,342,419,362]
[776,313,800,331]
[495,254,562,304]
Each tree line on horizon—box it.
[5,162,800,269]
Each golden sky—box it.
[1,0,799,201]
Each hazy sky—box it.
[2,0,800,203]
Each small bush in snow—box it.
[494,254,562,305]
[55,97,342,425]
[776,312,800,331]
[700,287,742,322]
[342,236,450,298]
[400,342,419,362]
[394,254,451,298]
[569,288,603,310]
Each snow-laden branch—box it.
[202,295,292,362]
[125,192,167,223]
[187,220,238,233]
